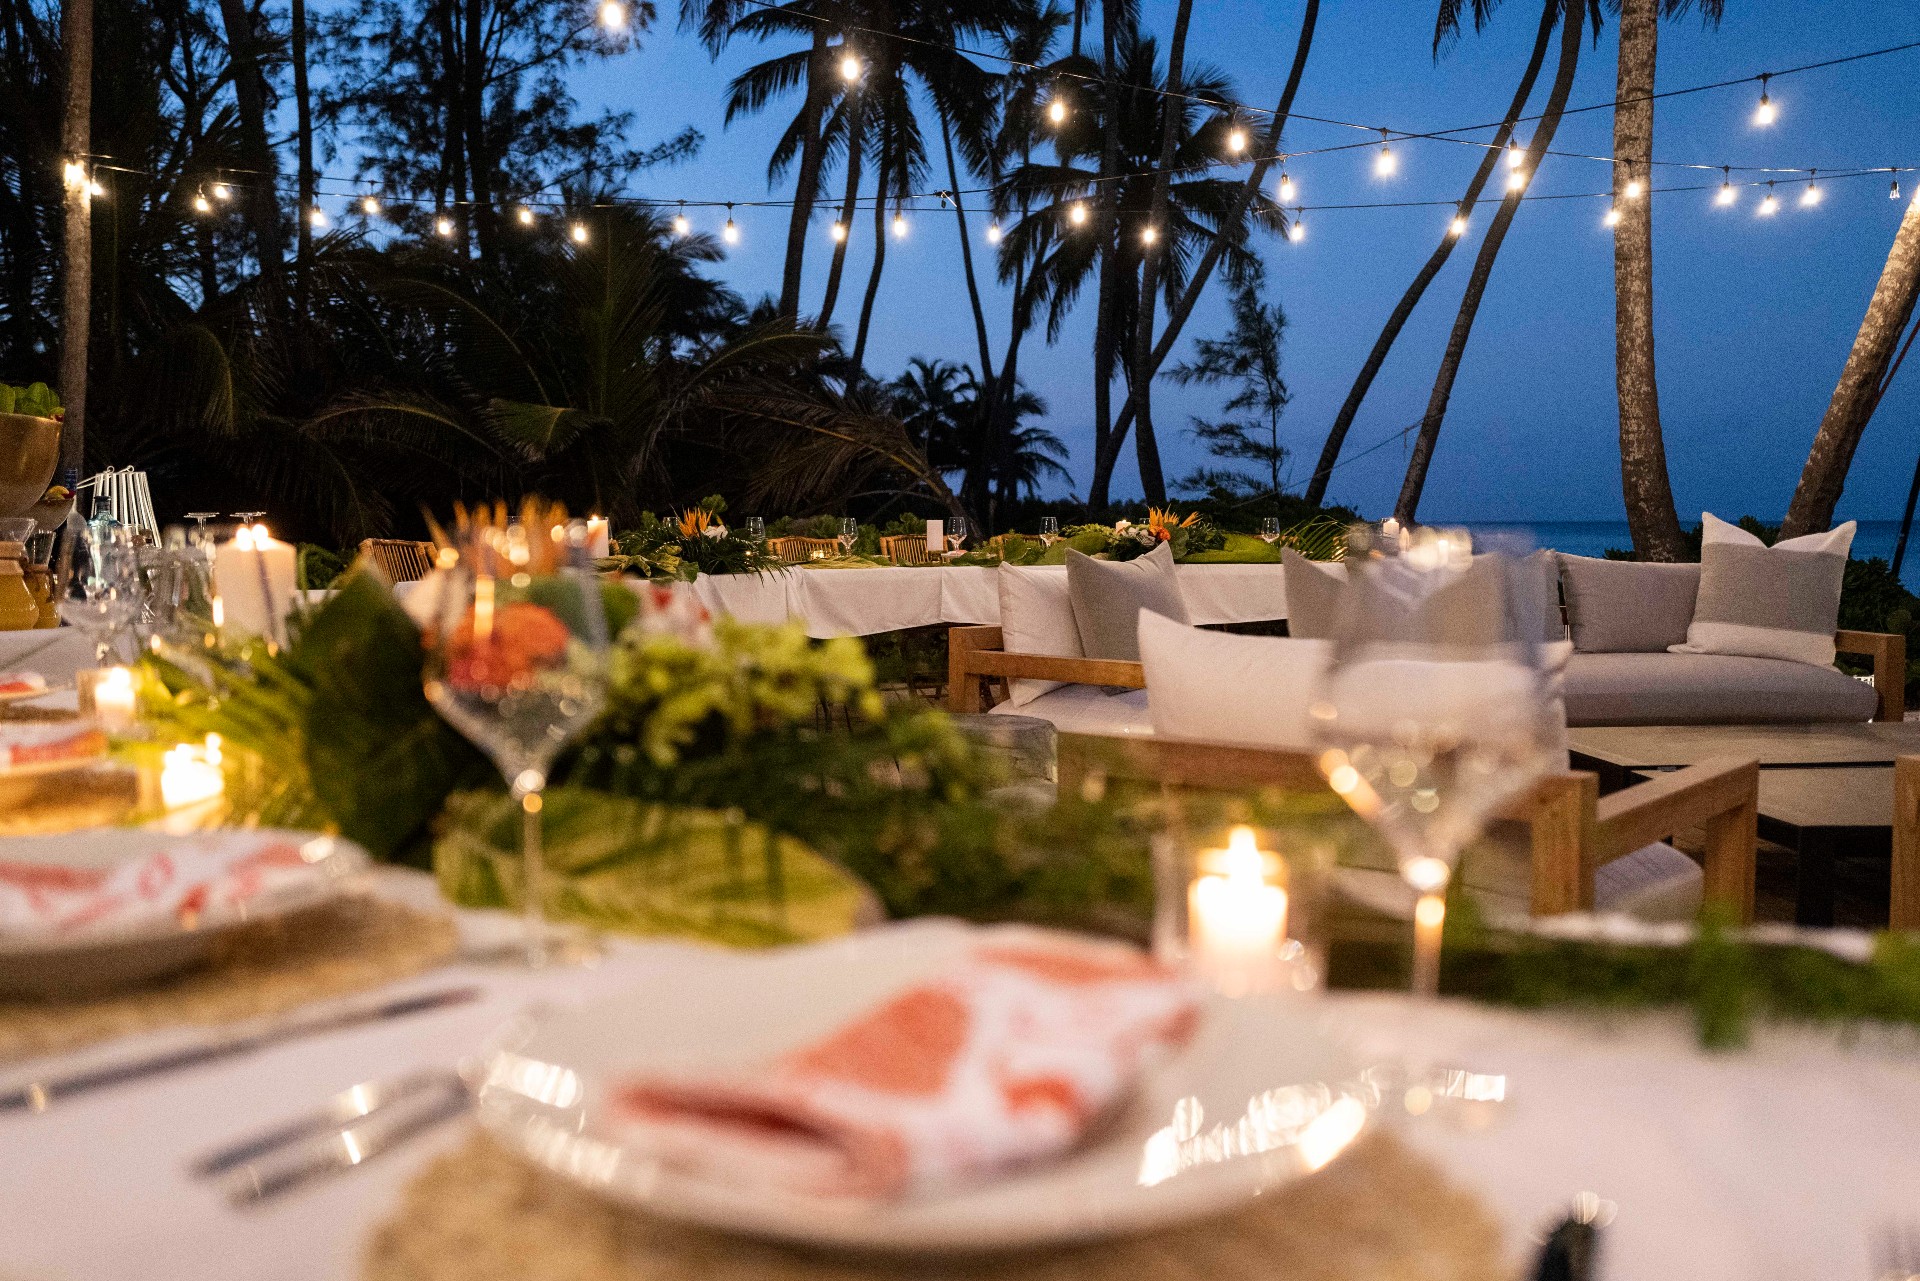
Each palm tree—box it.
[1781,198,1920,538]
[214,0,287,314]
[1611,0,1721,560]
[58,0,93,475]
[1395,0,1594,522]
[1304,0,1555,507]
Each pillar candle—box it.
[585,516,611,559]
[212,524,297,646]
[1188,826,1287,996]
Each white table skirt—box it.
[0,627,95,684]
[5,872,1918,1281]
[686,563,1290,639]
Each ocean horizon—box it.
[1450,519,1920,590]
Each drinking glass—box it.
[1039,516,1060,542]
[949,517,972,550]
[745,516,766,543]
[837,518,859,555]
[421,521,609,966]
[1259,516,1282,544]
[1310,526,1556,997]
[56,516,143,663]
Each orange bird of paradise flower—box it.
[676,508,715,538]
[1145,507,1198,542]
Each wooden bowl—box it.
[0,413,61,521]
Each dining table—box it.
[6,868,1919,1281]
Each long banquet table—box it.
[684,562,1290,638]
[7,870,1919,1281]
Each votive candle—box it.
[90,666,137,733]
[585,516,611,559]
[1188,826,1288,995]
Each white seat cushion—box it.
[990,685,1153,737]
[1137,609,1327,748]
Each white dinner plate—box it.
[0,681,61,705]
[0,828,368,997]
[474,919,1371,1254]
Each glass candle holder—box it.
[1154,825,1329,997]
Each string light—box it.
[1448,210,1468,237]
[1288,209,1305,243]
[1623,171,1644,200]
[1893,175,1904,200]
[308,205,328,228]
[672,201,690,236]
[723,204,739,243]
[1047,96,1067,126]
[1603,203,1622,228]
[891,209,908,238]
[1226,126,1247,155]
[1276,168,1296,201]
[597,0,625,29]
[985,220,1002,245]
[571,221,589,243]
[1753,74,1777,126]
[62,160,86,189]
[192,192,212,214]
[1507,168,1528,193]
[435,215,455,237]
[1507,140,1526,170]
[1141,224,1158,245]
[1373,130,1396,178]
[839,50,861,81]
[87,179,104,198]
[212,182,231,201]
[516,205,535,224]
[360,194,381,215]
[1716,167,1737,207]
[1758,181,1779,216]
[1802,170,1822,206]
[1067,201,1088,226]
[829,219,847,242]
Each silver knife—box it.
[224,1074,473,1208]
[0,985,483,1113]
[188,1068,457,1178]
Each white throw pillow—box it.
[996,565,1081,708]
[1672,513,1854,667]
[1137,610,1329,748]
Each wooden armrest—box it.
[947,626,1005,712]
[1836,629,1906,722]
[1594,755,1758,922]
[946,626,1146,713]
[1894,757,1920,930]
[1057,733,1325,794]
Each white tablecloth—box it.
[0,627,94,684]
[687,564,1290,639]
[5,872,1919,1280]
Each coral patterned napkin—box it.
[0,671,47,698]
[0,723,106,775]
[610,930,1201,1199]
[0,833,318,941]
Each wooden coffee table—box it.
[1568,723,1920,927]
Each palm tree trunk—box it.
[462,0,496,260]
[56,0,91,478]
[850,139,890,375]
[1612,0,1686,560]
[780,26,830,318]
[1125,0,1195,506]
[1085,0,1125,509]
[1395,0,1583,524]
[291,0,313,296]
[1781,197,1920,537]
[1304,0,1548,507]
[941,113,996,386]
[216,0,287,311]
[818,90,867,327]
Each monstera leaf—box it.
[436,787,873,947]
[291,570,493,863]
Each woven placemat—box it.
[0,894,460,1063]
[365,1130,1511,1281]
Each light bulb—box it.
[671,209,690,236]
[1507,169,1527,193]
[361,195,381,215]
[516,205,534,224]
[1288,213,1305,243]
[1374,144,1396,178]
[1603,204,1622,228]
[1141,224,1158,245]
[1277,171,1295,201]
[1623,177,1643,200]
[62,160,85,188]
[597,0,625,28]
[87,179,104,197]
[1506,140,1525,169]
[1801,179,1821,207]
[1758,186,1779,217]
[829,220,847,242]
[839,52,860,81]
[891,212,907,238]
[570,222,588,244]
[985,221,1002,245]
[1753,77,1776,126]
[723,215,739,243]
[1716,176,1737,207]
[308,205,327,227]
[212,182,231,201]
[1893,178,1904,201]
[192,193,212,214]
[435,216,454,237]
[1448,213,1467,237]
[1047,98,1066,125]
[1067,201,1088,226]
[1226,127,1246,154]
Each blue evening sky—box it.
[566,0,1920,521]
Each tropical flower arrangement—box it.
[603,495,780,581]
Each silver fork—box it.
[1874,1222,1920,1281]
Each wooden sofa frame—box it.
[949,626,1759,920]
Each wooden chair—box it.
[880,534,938,566]
[948,626,1759,920]
[1893,757,1920,929]
[768,536,841,564]
[1837,630,1907,722]
[356,538,437,583]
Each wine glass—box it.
[837,517,859,555]
[1259,516,1282,544]
[1310,526,1557,997]
[56,515,143,663]
[421,519,609,966]
[949,517,972,552]
[1039,516,1060,543]
[745,516,766,543]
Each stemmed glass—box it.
[1038,516,1060,543]
[421,517,609,966]
[745,516,766,544]
[1310,526,1557,997]
[1259,516,1282,544]
[56,515,143,663]
[948,517,972,553]
[837,517,859,555]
